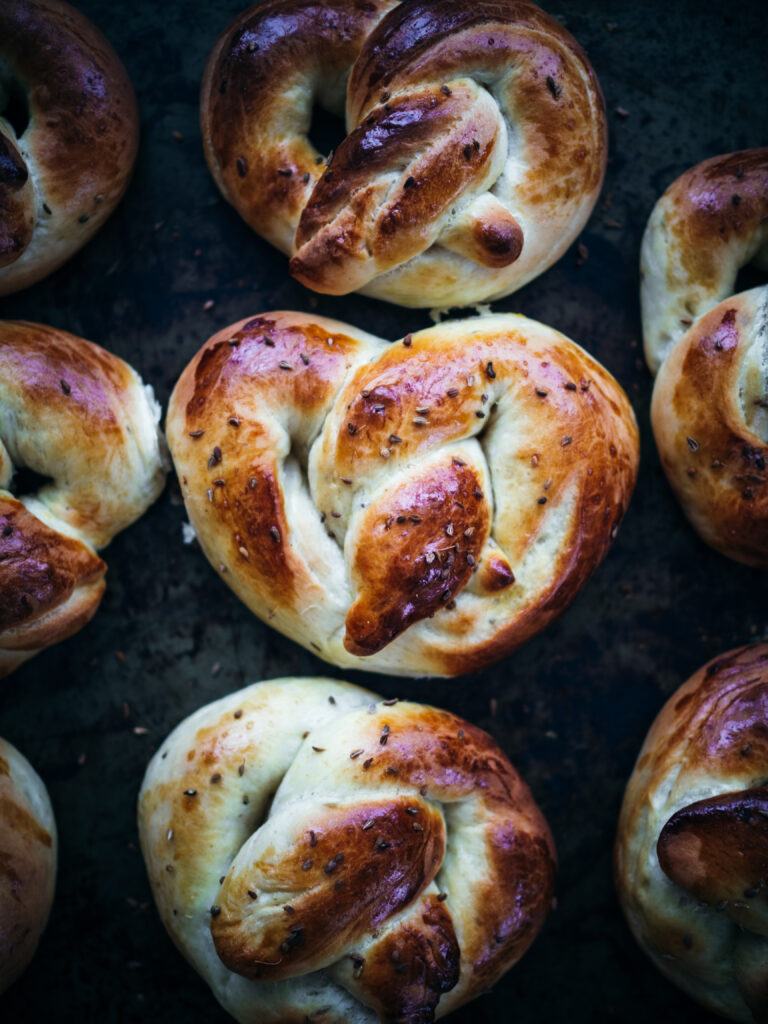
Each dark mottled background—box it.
[1,0,767,1020]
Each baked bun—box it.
[200,0,606,308]
[0,321,167,675]
[651,288,768,566]
[615,644,768,1022]
[167,311,639,677]
[0,737,57,994]
[641,149,768,375]
[139,676,556,1023]
[640,150,768,565]
[0,0,139,296]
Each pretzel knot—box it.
[139,678,556,1024]
[616,645,768,1023]
[167,311,638,677]
[0,0,139,296]
[0,322,167,676]
[640,150,768,565]
[201,0,606,308]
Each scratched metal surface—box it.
[1,0,767,1021]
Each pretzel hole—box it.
[9,466,53,498]
[307,105,346,163]
[735,262,766,295]
[0,77,30,138]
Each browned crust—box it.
[615,645,768,1019]
[0,0,139,295]
[663,150,768,291]
[168,312,638,677]
[344,459,490,655]
[0,130,34,268]
[0,740,56,994]
[201,0,606,304]
[200,0,392,248]
[651,293,768,566]
[140,686,556,1019]
[0,497,106,636]
[212,798,448,982]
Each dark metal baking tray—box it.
[1,0,767,1020]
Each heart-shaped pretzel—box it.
[167,311,638,677]
[616,645,768,1023]
[640,150,768,565]
[0,321,167,675]
[139,677,556,1023]
[201,0,606,308]
[0,0,139,296]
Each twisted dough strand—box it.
[167,311,638,677]
[139,677,555,1023]
[201,0,606,307]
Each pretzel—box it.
[640,150,768,565]
[0,737,57,994]
[139,676,556,1023]
[200,0,606,308]
[167,311,638,677]
[0,0,139,297]
[0,321,167,675]
[615,644,768,1023]
[641,149,768,375]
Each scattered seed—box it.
[350,749,364,759]
[403,334,413,347]
[564,381,577,391]
[538,496,547,504]
[686,437,699,452]
[278,360,293,371]
[485,361,496,379]
[441,85,452,95]
[210,905,221,917]
[389,434,402,444]
[60,379,71,395]
[413,416,428,426]
[561,436,572,446]
[269,525,280,543]
[380,448,391,458]
[209,446,222,467]
[189,429,204,438]
[324,854,344,874]
[237,156,248,177]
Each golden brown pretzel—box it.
[640,150,768,565]
[0,321,167,675]
[139,676,556,1023]
[0,737,57,994]
[615,645,768,1022]
[0,0,139,296]
[167,311,639,677]
[201,0,606,308]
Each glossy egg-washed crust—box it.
[641,149,768,375]
[139,677,556,1024]
[167,311,639,678]
[0,738,57,994]
[0,0,139,296]
[615,645,768,1022]
[651,288,768,567]
[200,0,606,308]
[0,321,167,676]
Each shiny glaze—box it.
[651,288,768,566]
[138,677,555,1023]
[200,0,606,307]
[641,148,768,374]
[0,738,57,994]
[616,645,768,1022]
[0,321,166,675]
[0,0,139,295]
[167,311,639,677]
